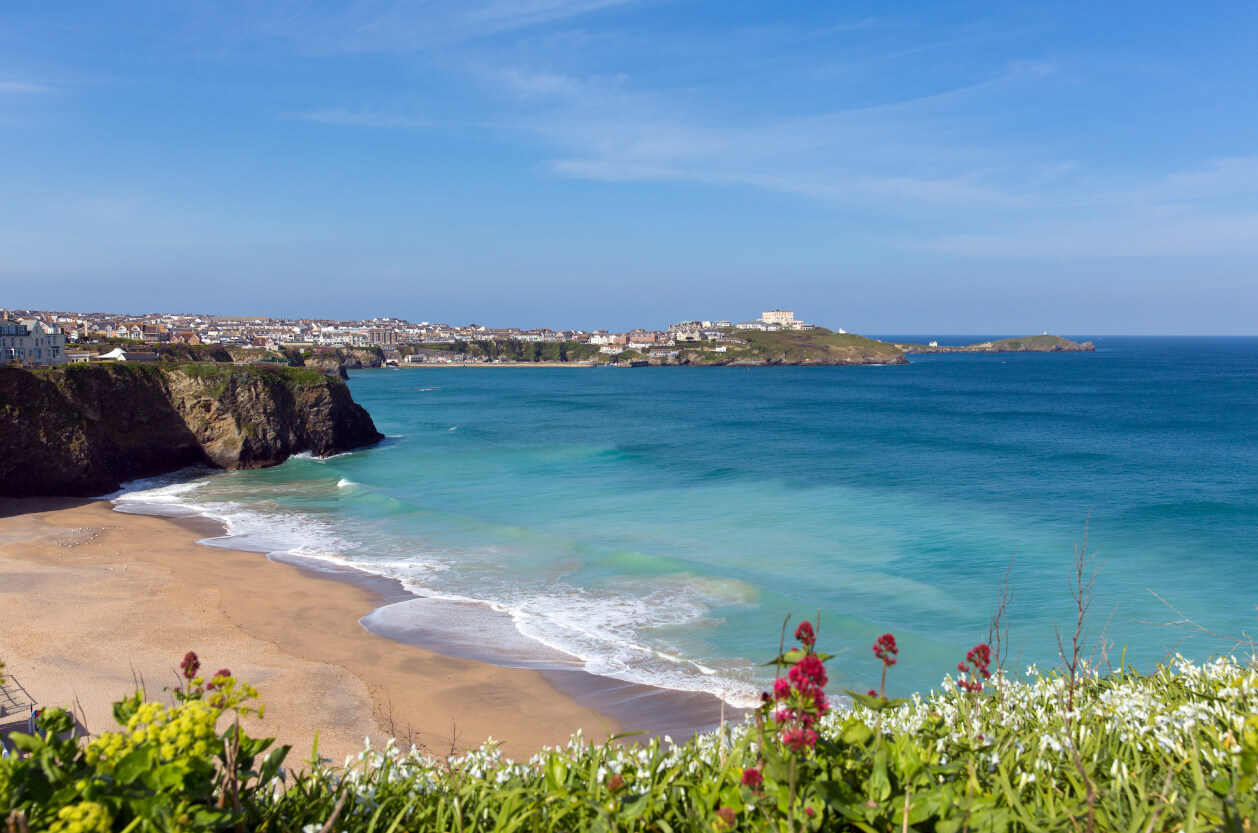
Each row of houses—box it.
[3,307,819,367]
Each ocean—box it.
[111,337,1258,707]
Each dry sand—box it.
[0,498,617,766]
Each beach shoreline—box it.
[394,361,599,368]
[0,497,618,764]
[0,497,743,765]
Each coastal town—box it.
[0,306,824,367]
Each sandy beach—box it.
[0,498,619,766]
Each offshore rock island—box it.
[895,334,1095,355]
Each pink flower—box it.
[180,651,200,680]
[773,677,791,700]
[873,634,898,667]
[957,643,993,693]
[741,767,763,788]
[789,655,827,688]
[716,807,737,827]
[794,621,815,647]
[782,728,818,751]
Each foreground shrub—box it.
[3,639,1257,831]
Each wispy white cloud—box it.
[925,210,1258,258]
[257,0,645,53]
[485,61,1046,212]
[297,109,429,128]
[0,79,50,94]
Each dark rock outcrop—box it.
[0,363,383,497]
[302,347,383,379]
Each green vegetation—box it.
[4,612,1255,831]
[78,340,235,363]
[671,328,906,365]
[179,362,332,388]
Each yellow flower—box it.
[50,801,112,833]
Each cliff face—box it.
[291,347,382,379]
[0,363,383,497]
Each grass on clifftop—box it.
[29,360,339,391]
[177,362,336,388]
[727,328,906,363]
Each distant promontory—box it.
[893,335,1096,355]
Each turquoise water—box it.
[115,337,1258,704]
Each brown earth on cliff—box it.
[0,363,383,497]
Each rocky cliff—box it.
[0,363,384,497]
[301,347,384,378]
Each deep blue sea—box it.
[114,337,1258,705]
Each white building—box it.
[0,319,67,366]
[760,310,796,327]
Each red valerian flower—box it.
[872,634,898,666]
[180,651,200,680]
[782,728,818,751]
[957,643,993,694]
[606,774,625,792]
[868,689,878,697]
[789,655,828,688]
[773,677,791,700]
[741,767,763,788]
[794,620,816,647]
[715,807,737,827]
[871,633,898,697]
[967,644,992,678]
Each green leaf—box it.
[112,691,143,727]
[150,762,188,790]
[35,707,74,736]
[259,744,291,785]
[619,794,649,821]
[870,748,891,801]
[10,732,46,754]
[761,649,806,666]
[841,721,873,747]
[815,778,858,810]
[845,691,909,711]
[114,746,154,785]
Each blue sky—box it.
[2,1,1256,332]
